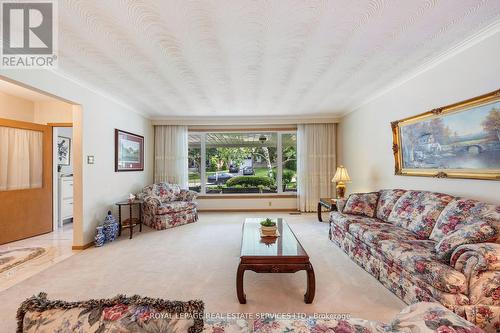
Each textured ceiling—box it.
[57,0,500,118]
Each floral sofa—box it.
[329,189,499,332]
[18,293,485,333]
[139,182,198,230]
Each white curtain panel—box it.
[0,126,43,191]
[154,125,189,188]
[297,123,336,212]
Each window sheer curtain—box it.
[297,123,336,212]
[0,126,43,191]
[154,125,189,188]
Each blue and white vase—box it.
[94,226,105,247]
[103,210,118,242]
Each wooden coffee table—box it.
[237,218,315,304]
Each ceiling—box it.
[57,0,500,118]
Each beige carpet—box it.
[0,212,405,331]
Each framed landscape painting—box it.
[392,89,500,180]
[115,129,144,172]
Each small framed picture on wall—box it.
[57,136,71,166]
[115,129,144,172]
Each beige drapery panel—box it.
[0,126,43,191]
[154,125,189,188]
[297,123,336,212]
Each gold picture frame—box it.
[391,89,500,181]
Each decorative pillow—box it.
[376,189,407,222]
[429,198,500,242]
[434,220,497,262]
[342,192,380,218]
[17,293,204,333]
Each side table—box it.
[317,198,337,222]
[115,200,143,239]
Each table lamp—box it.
[332,165,351,199]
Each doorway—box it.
[0,78,78,246]
[52,125,74,231]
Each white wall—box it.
[338,31,500,204]
[198,197,297,211]
[0,91,34,122]
[0,70,154,246]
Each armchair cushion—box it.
[435,221,497,262]
[343,192,380,218]
[157,201,197,215]
[154,182,181,202]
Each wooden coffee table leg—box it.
[236,262,246,304]
[317,202,323,222]
[304,263,315,304]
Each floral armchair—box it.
[139,182,198,230]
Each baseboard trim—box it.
[199,208,299,212]
[72,241,94,250]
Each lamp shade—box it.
[332,165,351,183]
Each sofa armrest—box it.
[177,189,198,202]
[143,195,162,214]
[451,243,500,279]
[390,302,485,333]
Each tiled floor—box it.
[0,224,76,292]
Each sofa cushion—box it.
[348,220,420,246]
[376,189,407,222]
[343,192,380,218]
[157,201,197,215]
[388,191,455,239]
[429,198,500,242]
[329,211,382,233]
[378,239,468,294]
[435,220,497,262]
[17,293,204,333]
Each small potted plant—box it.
[260,218,277,236]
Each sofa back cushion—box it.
[434,219,497,262]
[387,191,455,239]
[376,189,407,221]
[343,192,380,218]
[429,198,500,242]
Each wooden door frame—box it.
[49,122,73,231]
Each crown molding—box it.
[47,68,150,117]
[151,114,340,126]
[342,18,500,117]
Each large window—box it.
[188,131,297,195]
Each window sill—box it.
[198,194,297,199]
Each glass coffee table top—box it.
[240,218,308,258]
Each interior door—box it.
[0,118,53,244]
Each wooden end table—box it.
[237,218,315,304]
[115,200,143,239]
[317,198,337,222]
